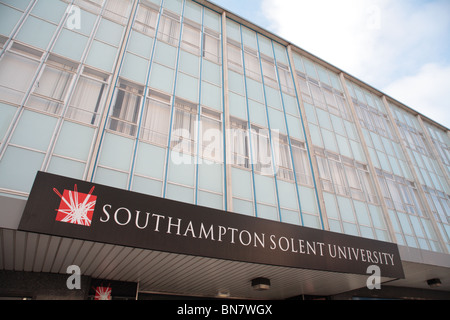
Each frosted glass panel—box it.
[98,133,134,171]
[233,198,253,216]
[31,0,67,23]
[166,183,194,204]
[197,190,223,210]
[85,41,118,72]
[202,60,221,86]
[286,114,304,140]
[257,203,278,221]
[354,200,370,225]
[246,78,263,102]
[132,176,162,197]
[168,152,195,186]
[0,103,17,142]
[248,100,266,127]
[128,31,154,58]
[228,71,244,95]
[299,186,317,213]
[281,209,300,226]
[229,92,247,120]
[0,146,44,192]
[201,82,222,111]
[303,213,321,229]
[198,162,223,193]
[337,196,355,222]
[277,180,298,210]
[265,86,281,110]
[254,174,276,205]
[16,16,57,50]
[135,142,166,180]
[52,29,89,61]
[154,41,178,68]
[323,192,339,219]
[231,167,252,199]
[53,121,94,161]
[94,167,128,189]
[47,156,85,179]
[149,63,174,93]
[96,19,124,46]
[10,110,57,151]
[0,5,22,36]
[268,108,286,134]
[176,72,198,102]
[121,52,149,84]
[179,50,200,77]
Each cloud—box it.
[384,63,450,128]
[261,0,450,128]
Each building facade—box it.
[0,0,449,300]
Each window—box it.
[104,0,133,24]
[261,55,277,88]
[134,3,159,36]
[227,40,242,72]
[181,21,201,54]
[292,140,312,186]
[275,135,294,181]
[140,91,171,146]
[251,125,272,175]
[200,108,222,162]
[230,118,250,169]
[244,47,261,81]
[277,63,294,95]
[158,10,181,46]
[27,56,77,115]
[171,98,198,154]
[0,45,41,105]
[108,80,143,136]
[66,68,108,125]
[203,29,221,63]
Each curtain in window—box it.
[172,107,196,154]
[292,144,312,186]
[67,76,106,125]
[231,121,249,168]
[158,14,180,46]
[141,98,170,145]
[109,87,141,136]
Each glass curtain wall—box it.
[389,103,449,252]
[292,53,390,241]
[0,0,129,194]
[226,19,321,229]
[93,0,225,210]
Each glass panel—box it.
[10,110,57,151]
[0,51,39,104]
[132,176,162,197]
[16,16,56,50]
[134,142,166,180]
[52,29,88,61]
[108,82,143,136]
[66,72,108,125]
[94,167,128,189]
[47,156,85,180]
[85,40,118,72]
[53,121,94,161]
[166,183,194,204]
[0,146,44,192]
[231,167,252,199]
[197,190,223,210]
[98,133,134,171]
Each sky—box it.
[210,0,450,129]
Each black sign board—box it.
[19,172,404,279]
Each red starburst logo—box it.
[94,286,112,300]
[53,185,96,227]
